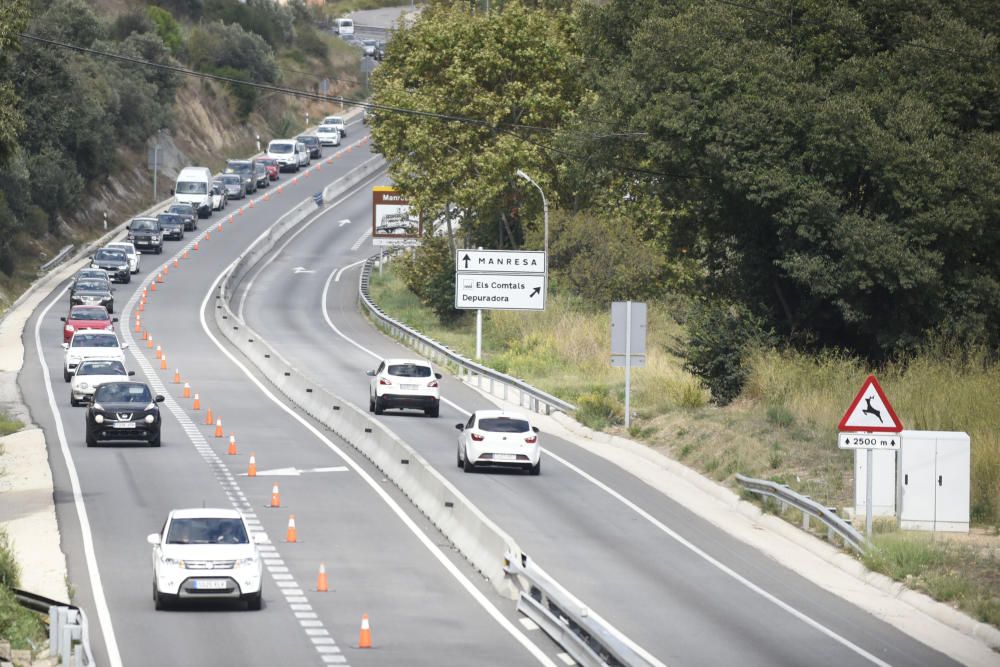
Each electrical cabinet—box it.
[854,449,897,517]
[899,430,970,533]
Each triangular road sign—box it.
[838,375,903,433]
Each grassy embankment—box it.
[367,265,1000,628]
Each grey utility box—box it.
[854,449,897,518]
[899,430,970,533]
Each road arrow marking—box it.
[338,219,351,226]
[239,465,348,477]
[292,267,316,274]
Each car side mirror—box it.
[61,343,69,350]
[532,426,540,433]
[146,533,161,545]
[365,370,375,376]
[455,424,464,431]
[155,395,165,403]
[435,373,443,380]
[128,371,136,376]
[112,317,119,323]
[60,317,66,322]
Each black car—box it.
[253,162,269,189]
[127,217,163,255]
[157,213,186,241]
[296,135,322,159]
[166,203,197,231]
[219,174,246,199]
[85,381,164,447]
[91,248,131,284]
[226,160,257,194]
[70,278,115,314]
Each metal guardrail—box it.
[38,244,75,273]
[504,551,665,667]
[357,256,577,416]
[13,588,94,666]
[735,474,867,554]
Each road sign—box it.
[454,273,545,310]
[456,249,545,274]
[838,374,903,433]
[372,186,421,247]
[838,432,901,450]
[611,301,646,368]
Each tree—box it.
[0,0,28,166]
[369,0,584,249]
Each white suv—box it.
[62,329,127,383]
[367,358,442,417]
[148,508,265,610]
[315,124,341,147]
[456,410,541,475]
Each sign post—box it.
[838,375,903,538]
[372,187,422,248]
[611,302,646,428]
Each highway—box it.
[232,131,962,665]
[19,116,565,666]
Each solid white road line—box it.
[203,267,557,667]
[318,266,891,667]
[34,286,124,667]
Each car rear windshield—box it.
[94,383,151,403]
[107,245,134,256]
[71,308,107,320]
[158,214,183,225]
[75,281,106,291]
[166,517,249,544]
[78,360,126,375]
[131,220,156,231]
[477,417,530,433]
[298,136,318,145]
[270,143,293,154]
[227,162,252,174]
[324,117,343,125]
[222,175,241,184]
[94,249,126,262]
[175,181,207,194]
[72,333,117,347]
[387,364,432,377]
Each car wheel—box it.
[86,433,96,447]
[156,246,162,255]
[124,274,131,284]
[153,582,168,610]
[246,591,262,611]
[70,395,78,407]
[368,394,375,412]
[463,449,475,473]
[529,460,541,476]
[373,395,384,415]
[63,369,71,383]
[456,447,463,468]
[425,402,439,418]
[149,432,161,447]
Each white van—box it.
[267,139,301,172]
[172,167,213,218]
[334,18,354,36]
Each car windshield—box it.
[364,40,376,46]
[297,136,317,145]
[72,333,117,347]
[165,517,249,545]
[169,204,193,214]
[94,383,151,403]
[324,117,343,125]
[318,126,334,133]
[158,214,183,225]
[175,181,207,194]
[78,360,126,376]
[75,281,106,292]
[270,143,293,154]
[477,417,531,433]
[259,159,277,166]
[131,220,156,231]
[95,249,126,262]
[227,162,252,175]
[387,363,432,378]
[107,245,134,256]
[221,175,241,185]
[70,308,107,321]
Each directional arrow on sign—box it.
[292,267,315,274]
[462,253,471,269]
[529,286,541,297]
[239,466,347,477]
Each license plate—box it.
[401,384,419,390]
[494,453,516,461]
[113,422,136,429]
[193,579,227,590]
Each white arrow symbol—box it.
[239,466,348,477]
[338,219,351,226]
[292,267,315,274]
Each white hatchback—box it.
[321,115,346,137]
[105,241,140,273]
[315,124,341,146]
[69,358,134,406]
[456,410,541,475]
[62,329,127,383]
[148,508,265,610]
[367,358,441,417]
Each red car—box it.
[61,305,116,343]
[257,158,280,181]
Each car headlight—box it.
[94,414,104,424]
[160,556,183,567]
[65,324,74,332]
[151,235,160,241]
[78,382,89,390]
[101,295,111,301]
[236,556,258,568]
[90,263,99,269]
[144,414,155,424]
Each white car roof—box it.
[106,242,135,251]
[384,358,433,368]
[473,409,529,421]
[169,507,243,520]
[71,330,118,341]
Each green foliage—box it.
[0,0,28,166]
[295,24,328,60]
[681,300,775,405]
[188,20,278,83]
[203,0,294,49]
[110,8,154,41]
[147,6,184,55]
[575,390,624,430]
[370,1,584,246]
[0,529,18,587]
[397,236,461,323]
[0,530,45,652]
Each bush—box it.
[575,390,624,429]
[295,25,328,60]
[0,529,19,588]
[397,236,461,323]
[188,20,277,84]
[147,6,184,55]
[680,300,775,405]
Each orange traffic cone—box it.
[183,249,189,259]
[138,299,144,312]
[358,614,372,648]
[216,222,223,232]
[157,272,164,284]
[286,515,297,543]
[163,265,169,276]
[238,208,244,216]
[150,281,156,292]
[248,453,256,477]
[173,258,179,268]
[173,368,180,384]
[270,484,280,507]
[316,563,328,592]
[142,288,148,299]
[193,393,201,410]
[249,199,255,208]
[326,158,333,165]
[277,185,283,194]
[183,382,191,398]
[205,407,213,424]
[147,334,153,349]
[155,345,162,360]
[316,162,322,171]
[194,241,199,251]
[262,192,269,201]
[228,215,235,224]
[142,327,148,340]
[205,230,211,241]
[214,418,223,438]
[135,318,141,333]
[227,433,237,455]
[160,354,167,370]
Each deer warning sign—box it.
[838,375,903,433]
